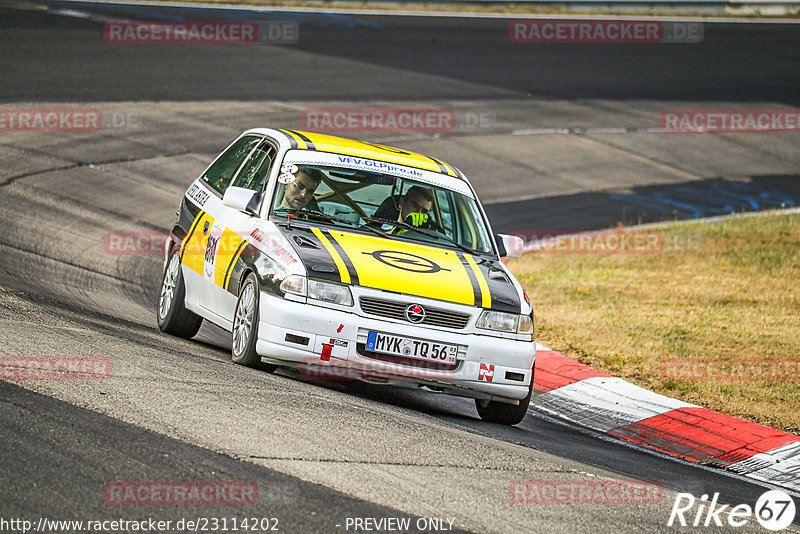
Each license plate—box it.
[366,332,458,364]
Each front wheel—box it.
[475,370,534,426]
[157,249,203,338]
[231,272,276,372]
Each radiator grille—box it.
[359,297,471,330]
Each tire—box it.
[475,368,534,426]
[157,249,203,338]
[231,272,276,372]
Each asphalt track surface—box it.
[1,2,800,533]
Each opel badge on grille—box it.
[405,304,426,323]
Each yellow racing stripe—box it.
[182,212,215,275]
[223,238,248,291]
[464,253,492,308]
[215,228,245,289]
[180,210,204,258]
[311,227,351,284]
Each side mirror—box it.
[495,234,524,258]
[223,186,261,216]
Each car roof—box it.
[245,128,466,180]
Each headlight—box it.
[308,280,353,306]
[279,274,306,296]
[477,310,534,336]
[476,310,518,333]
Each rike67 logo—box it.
[668,490,796,531]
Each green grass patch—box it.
[508,212,800,434]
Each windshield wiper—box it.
[277,208,388,239]
[276,208,355,227]
[361,216,479,255]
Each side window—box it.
[435,189,455,240]
[201,135,261,195]
[453,195,492,253]
[231,142,276,192]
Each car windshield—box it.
[270,161,494,254]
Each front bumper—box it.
[255,291,536,402]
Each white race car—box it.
[158,129,536,425]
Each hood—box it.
[280,225,521,313]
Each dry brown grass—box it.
[507,212,800,434]
[150,0,800,18]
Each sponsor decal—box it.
[180,212,214,275]
[329,338,349,348]
[186,183,209,207]
[661,109,800,133]
[180,230,247,259]
[249,228,297,267]
[478,363,494,382]
[204,224,224,278]
[103,481,258,505]
[1,356,111,380]
[280,150,475,197]
[336,156,423,178]
[509,480,663,504]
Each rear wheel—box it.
[232,272,276,372]
[157,249,203,338]
[475,368,534,426]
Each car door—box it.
[202,139,278,323]
[181,134,263,320]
